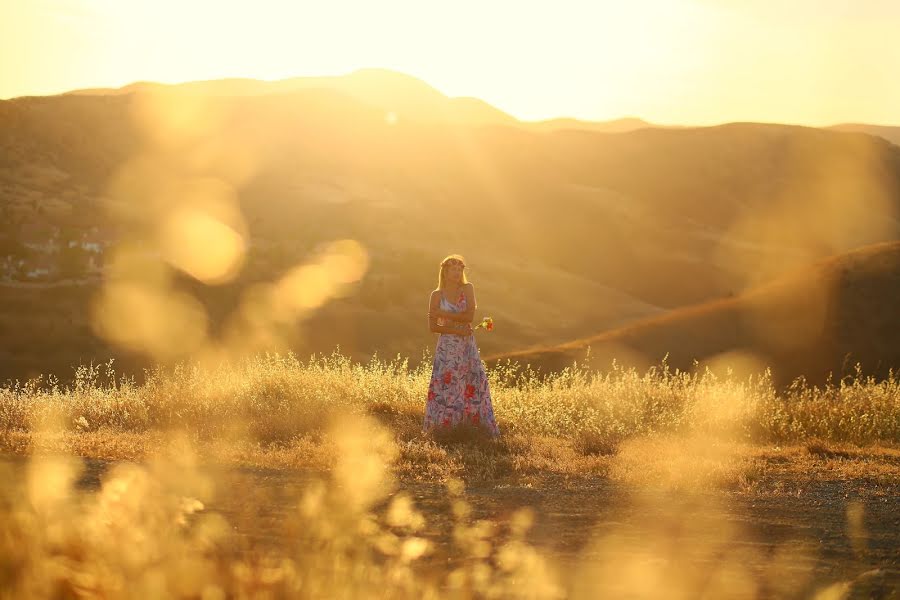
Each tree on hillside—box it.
[0,234,25,258]
[58,245,89,279]
[58,224,82,246]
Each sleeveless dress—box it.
[424,288,500,436]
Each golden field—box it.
[1,353,898,598]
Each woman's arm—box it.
[428,291,441,332]
[428,291,472,335]
[434,284,476,323]
[463,283,476,319]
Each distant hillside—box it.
[828,123,900,147]
[2,71,900,380]
[64,75,664,135]
[486,242,900,386]
[63,69,519,128]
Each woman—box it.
[424,255,499,436]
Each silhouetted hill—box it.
[63,69,519,128]
[486,242,900,386]
[2,72,900,380]
[65,74,657,134]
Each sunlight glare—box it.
[159,207,246,284]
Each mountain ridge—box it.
[49,70,900,139]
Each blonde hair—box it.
[437,254,468,289]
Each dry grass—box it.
[1,352,898,598]
[1,351,897,485]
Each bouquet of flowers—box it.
[473,316,494,332]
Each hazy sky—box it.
[2,0,899,125]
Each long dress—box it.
[423,288,500,436]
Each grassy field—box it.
[2,351,899,482]
[1,352,898,598]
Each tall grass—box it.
[2,351,898,449]
[1,353,898,598]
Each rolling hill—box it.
[485,241,900,386]
[63,69,519,129]
[828,123,900,147]
[2,69,900,381]
[61,70,658,133]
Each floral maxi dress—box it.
[424,289,500,436]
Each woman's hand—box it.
[457,323,473,337]
[429,309,452,320]
[430,318,471,335]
